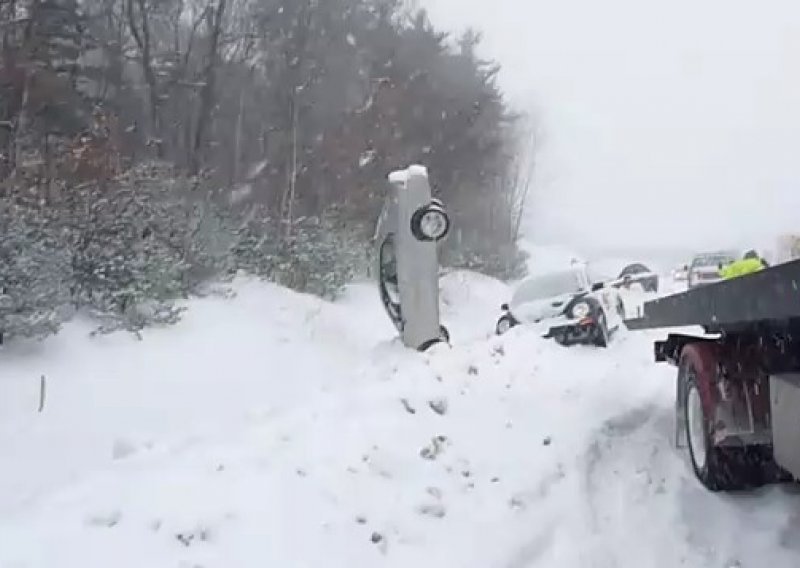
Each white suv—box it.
[687,251,738,289]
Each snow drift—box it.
[1,269,800,568]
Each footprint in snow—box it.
[84,510,123,528]
[416,503,446,519]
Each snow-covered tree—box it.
[62,162,201,333]
[230,206,368,300]
[0,0,532,345]
[0,200,71,342]
[272,212,369,299]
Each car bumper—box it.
[543,317,599,345]
[688,277,722,288]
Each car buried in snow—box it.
[495,265,625,347]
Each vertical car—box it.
[374,165,450,350]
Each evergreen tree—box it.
[0,199,71,341]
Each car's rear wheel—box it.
[496,314,517,335]
[418,325,451,352]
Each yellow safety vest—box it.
[719,258,764,279]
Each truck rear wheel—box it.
[683,373,736,491]
[680,347,760,491]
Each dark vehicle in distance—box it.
[611,263,659,293]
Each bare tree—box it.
[189,0,226,174]
[125,0,161,155]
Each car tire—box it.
[410,203,450,242]
[418,326,450,352]
[495,314,517,336]
[593,312,610,348]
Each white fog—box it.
[424,0,800,255]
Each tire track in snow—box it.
[578,403,704,568]
[582,405,660,530]
[572,374,800,568]
[575,402,800,568]
[504,523,559,568]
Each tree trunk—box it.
[190,0,226,175]
[126,0,162,158]
[232,85,244,183]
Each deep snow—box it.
[2,257,800,567]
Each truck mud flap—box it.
[654,340,668,363]
[770,373,800,480]
[653,333,715,365]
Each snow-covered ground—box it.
[2,254,800,567]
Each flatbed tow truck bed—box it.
[625,259,800,333]
[623,259,800,492]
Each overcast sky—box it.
[422,0,800,254]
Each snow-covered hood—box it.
[510,292,576,324]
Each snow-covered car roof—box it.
[511,268,585,306]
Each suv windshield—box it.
[512,271,582,304]
[692,254,735,268]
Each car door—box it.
[585,267,613,313]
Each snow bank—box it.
[439,270,510,341]
[0,277,382,516]
[1,262,799,567]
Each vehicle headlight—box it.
[411,203,450,242]
[571,301,590,319]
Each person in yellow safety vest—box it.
[719,250,766,279]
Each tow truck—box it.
[625,260,800,491]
